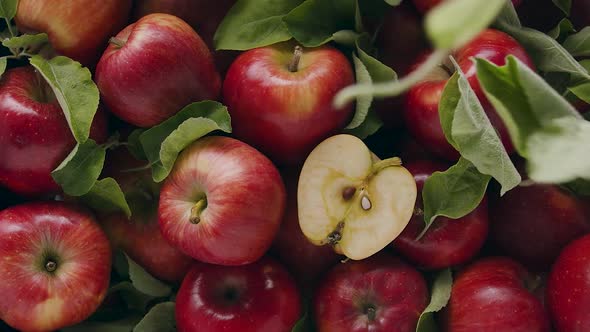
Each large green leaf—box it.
[2,33,48,51]
[563,27,590,57]
[133,302,176,332]
[416,269,453,332]
[0,0,18,20]
[51,140,105,196]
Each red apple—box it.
[571,0,590,30]
[315,254,429,332]
[15,0,132,67]
[490,184,590,271]
[392,160,489,270]
[96,13,221,128]
[223,43,355,165]
[0,66,107,197]
[176,256,301,332]
[547,234,590,332]
[101,147,192,283]
[442,257,550,332]
[413,0,522,14]
[158,136,286,266]
[404,29,534,160]
[0,201,111,332]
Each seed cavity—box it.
[361,195,372,211]
[342,186,356,201]
[326,221,345,246]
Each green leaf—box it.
[548,18,576,40]
[0,0,18,20]
[0,56,7,78]
[439,62,520,195]
[564,178,590,196]
[291,308,313,332]
[51,140,105,196]
[29,55,99,143]
[284,0,356,47]
[133,302,176,332]
[346,53,373,130]
[384,0,402,5]
[425,0,505,50]
[344,107,383,139]
[62,316,143,332]
[2,33,48,50]
[356,44,398,82]
[109,282,157,313]
[422,157,490,229]
[563,27,590,57]
[569,82,590,103]
[126,254,171,298]
[81,178,132,218]
[139,101,232,182]
[552,0,572,15]
[416,269,453,332]
[213,0,303,50]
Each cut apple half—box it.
[298,134,417,260]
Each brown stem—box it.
[288,46,303,72]
[45,260,57,273]
[109,37,126,49]
[189,198,207,224]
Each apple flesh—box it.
[0,66,107,197]
[96,13,221,128]
[0,202,111,332]
[176,257,301,332]
[158,136,286,266]
[15,0,132,67]
[298,134,417,260]
[223,43,355,165]
[315,254,429,332]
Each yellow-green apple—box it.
[392,160,489,270]
[0,202,111,332]
[223,43,355,165]
[442,257,550,332]
[298,134,417,260]
[404,29,534,160]
[158,136,286,266]
[101,147,192,283]
[0,66,107,197]
[15,0,132,67]
[176,257,301,332]
[95,13,221,128]
[315,254,429,332]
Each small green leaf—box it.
[344,107,382,139]
[384,0,402,5]
[552,0,572,15]
[346,53,373,130]
[563,27,590,57]
[284,0,356,47]
[425,0,505,50]
[133,302,176,332]
[51,140,105,196]
[416,269,453,332]
[0,56,7,78]
[291,308,312,332]
[81,178,132,218]
[548,18,576,40]
[126,254,171,298]
[0,0,18,20]
[29,55,99,143]
[2,33,48,50]
[356,44,397,82]
[62,316,143,332]
[127,129,147,161]
[213,0,304,50]
[569,82,590,103]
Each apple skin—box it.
[0,66,107,198]
[223,42,355,165]
[413,0,522,14]
[15,0,132,67]
[176,256,301,332]
[404,29,534,160]
[442,257,551,332]
[392,160,489,270]
[315,254,428,332]
[571,0,590,30]
[158,136,286,266]
[547,234,590,332]
[96,13,221,128]
[0,201,111,332]
[490,184,590,271]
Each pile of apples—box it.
[0,0,589,331]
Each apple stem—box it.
[189,198,207,224]
[365,306,377,321]
[109,37,126,49]
[371,157,402,174]
[288,46,303,73]
[45,260,57,273]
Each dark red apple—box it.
[315,254,429,332]
[176,256,301,332]
[0,202,111,332]
[442,257,550,332]
[15,0,132,67]
[223,42,355,165]
[96,13,221,128]
[571,0,590,30]
[392,160,489,270]
[413,0,522,14]
[547,234,590,332]
[404,29,534,160]
[158,136,285,266]
[490,184,590,271]
[0,66,107,197]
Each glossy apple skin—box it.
[0,66,107,197]
[223,43,355,165]
[176,257,301,332]
[159,136,286,266]
[101,148,192,283]
[96,13,221,128]
[392,160,489,270]
[15,0,132,67]
[547,234,590,331]
[0,202,111,332]
[490,184,590,271]
[442,257,550,332]
[404,29,534,160]
[413,0,522,13]
[315,254,429,332]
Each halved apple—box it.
[298,134,417,260]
